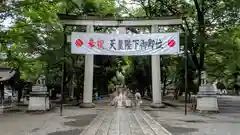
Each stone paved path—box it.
[0,107,171,135]
[2,104,240,135]
[145,107,240,135]
[80,108,171,135]
[218,96,240,113]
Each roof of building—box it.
[0,68,16,82]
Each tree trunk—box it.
[147,86,152,98]
[198,70,201,86]
[0,84,4,104]
[162,73,167,97]
[17,89,22,103]
[76,75,81,100]
[174,88,179,100]
[194,0,206,87]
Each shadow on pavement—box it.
[47,129,83,135]
[64,114,97,127]
[161,123,198,135]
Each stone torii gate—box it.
[59,14,182,108]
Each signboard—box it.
[71,32,180,55]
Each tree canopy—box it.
[1,0,240,98]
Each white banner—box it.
[71,32,180,55]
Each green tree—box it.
[1,0,125,99]
[122,0,240,98]
[206,26,240,94]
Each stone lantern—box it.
[196,71,219,113]
[28,75,50,111]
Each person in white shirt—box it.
[135,90,142,107]
[113,95,119,108]
[95,92,98,100]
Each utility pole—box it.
[60,25,67,116]
[184,31,188,115]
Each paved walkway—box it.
[81,108,170,135]
[0,107,170,135]
[145,107,240,135]
[1,100,240,135]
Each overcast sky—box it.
[1,17,13,29]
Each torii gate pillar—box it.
[80,25,95,108]
[151,25,165,108]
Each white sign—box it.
[71,32,180,55]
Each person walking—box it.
[95,92,98,100]
[113,95,119,108]
[135,90,142,107]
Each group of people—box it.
[109,86,142,108]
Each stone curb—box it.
[162,101,180,107]
[143,97,182,108]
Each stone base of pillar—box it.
[28,92,50,111]
[196,84,219,113]
[80,103,95,108]
[151,103,165,108]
